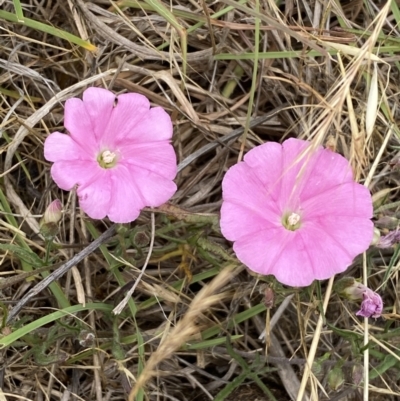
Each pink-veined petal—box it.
[77,169,112,220]
[64,98,98,155]
[279,138,318,211]
[243,141,284,200]
[267,138,355,213]
[269,215,372,286]
[125,165,177,207]
[302,182,373,219]
[50,160,100,191]
[107,164,146,223]
[306,215,374,256]
[220,201,278,241]
[120,142,177,180]
[44,132,92,162]
[115,107,173,145]
[101,93,151,147]
[231,227,297,282]
[298,147,354,203]
[82,87,116,142]
[222,162,282,220]
[269,226,350,286]
[131,167,177,207]
[234,224,351,287]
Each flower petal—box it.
[220,201,276,241]
[125,165,177,207]
[306,215,374,257]
[44,132,92,162]
[115,106,173,145]
[270,225,350,286]
[64,98,98,154]
[356,290,383,318]
[82,87,116,142]
[222,162,282,221]
[302,182,373,219]
[121,142,177,179]
[77,169,112,220]
[280,139,337,212]
[297,147,354,203]
[106,164,146,223]
[231,227,313,285]
[243,141,284,200]
[50,160,100,191]
[101,93,151,147]
[233,224,351,287]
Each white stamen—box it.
[288,212,300,226]
[101,150,116,164]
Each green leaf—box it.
[369,353,400,380]
[0,244,43,267]
[0,303,113,348]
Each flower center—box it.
[288,212,300,226]
[283,212,301,231]
[98,150,117,169]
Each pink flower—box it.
[220,138,373,287]
[334,277,383,318]
[356,289,383,318]
[44,88,177,223]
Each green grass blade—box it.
[0,9,96,51]
[0,303,113,348]
[12,0,24,22]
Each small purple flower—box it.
[334,277,383,319]
[377,229,400,248]
[356,289,383,319]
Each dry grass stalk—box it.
[128,264,243,399]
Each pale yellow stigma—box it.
[287,212,300,227]
[101,150,116,164]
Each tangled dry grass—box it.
[1,0,400,400]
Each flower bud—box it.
[327,366,344,391]
[352,362,363,386]
[356,289,383,318]
[264,286,275,309]
[334,277,365,301]
[131,230,150,247]
[40,200,62,239]
[41,200,62,226]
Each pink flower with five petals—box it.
[44,87,177,223]
[220,138,373,287]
